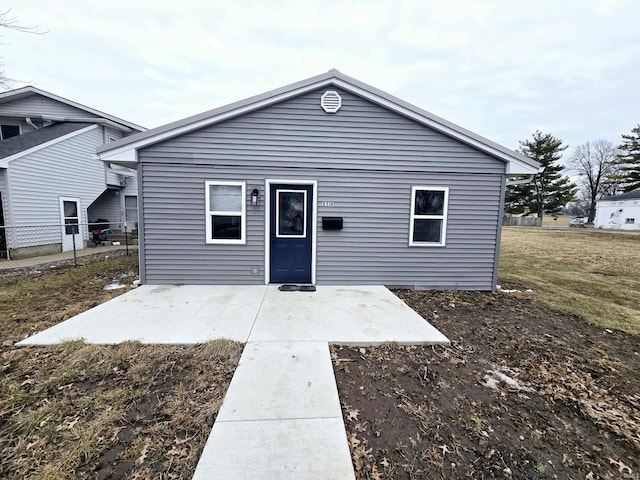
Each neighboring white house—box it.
[0,86,145,259]
[594,190,640,231]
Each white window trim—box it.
[409,186,449,247]
[275,189,307,239]
[205,181,246,245]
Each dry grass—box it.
[541,214,571,226]
[0,340,242,479]
[0,253,139,344]
[499,227,640,334]
[0,254,243,478]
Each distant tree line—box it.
[505,125,640,222]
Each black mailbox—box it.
[322,217,343,230]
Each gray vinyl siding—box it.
[6,126,108,247]
[0,96,100,120]
[138,87,506,289]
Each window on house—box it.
[125,196,138,224]
[205,181,246,244]
[409,186,449,246]
[625,218,635,224]
[0,124,20,140]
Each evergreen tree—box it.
[505,131,576,218]
[615,124,640,192]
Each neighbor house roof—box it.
[96,69,541,176]
[0,86,146,132]
[0,123,96,167]
[598,190,640,202]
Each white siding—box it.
[7,126,107,246]
[0,96,100,119]
[595,200,640,230]
[0,168,9,225]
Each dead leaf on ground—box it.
[347,409,360,421]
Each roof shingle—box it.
[0,122,93,160]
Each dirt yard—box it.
[0,253,242,479]
[333,228,640,480]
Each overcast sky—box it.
[3,0,639,159]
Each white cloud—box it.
[2,0,639,157]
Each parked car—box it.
[569,217,587,227]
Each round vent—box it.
[321,90,342,113]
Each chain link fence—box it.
[0,221,138,270]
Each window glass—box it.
[210,184,242,211]
[0,124,20,140]
[125,196,138,223]
[63,201,79,235]
[413,219,442,243]
[278,191,305,236]
[63,201,78,218]
[414,190,444,215]
[212,216,242,240]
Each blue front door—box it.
[270,184,313,284]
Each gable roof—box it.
[97,69,540,175]
[598,189,640,202]
[0,123,96,167]
[0,86,146,132]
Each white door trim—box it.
[59,196,84,252]
[265,179,317,285]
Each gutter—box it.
[506,174,535,186]
[37,115,133,133]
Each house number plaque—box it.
[320,201,335,207]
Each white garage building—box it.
[594,190,640,230]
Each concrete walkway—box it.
[17,285,449,479]
[193,342,354,479]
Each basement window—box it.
[409,186,449,247]
[205,181,246,244]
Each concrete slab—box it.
[17,285,267,345]
[250,285,449,345]
[217,342,342,421]
[192,417,355,480]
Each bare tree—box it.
[569,140,619,222]
[0,9,46,88]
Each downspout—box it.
[25,118,39,130]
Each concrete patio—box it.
[18,284,448,346]
[17,284,449,479]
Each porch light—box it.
[251,188,259,206]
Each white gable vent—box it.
[321,90,342,113]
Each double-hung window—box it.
[409,186,449,246]
[205,181,246,244]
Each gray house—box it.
[0,86,145,258]
[97,70,539,290]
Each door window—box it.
[63,200,79,234]
[276,190,306,238]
